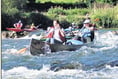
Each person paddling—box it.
[30,23,36,30]
[46,20,66,44]
[14,20,23,29]
[73,19,95,43]
[10,20,23,38]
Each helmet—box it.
[32,23,34,26]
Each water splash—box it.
[2,30,118,79]
[2,65,118,79]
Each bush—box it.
[48,7,66,15]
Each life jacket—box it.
[47,27,66,42]
[16,23,22,28]
[82,28,91,37]
[47,27,54,38]
[59,30,66,42]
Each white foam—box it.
[4,49,18,54]
[94,31,118,47]
[2,65,118,79]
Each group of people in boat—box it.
[45,17,96,44]
[13,20,37,30]
[10,20,38,38]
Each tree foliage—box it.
[1,0,118,30]
[1,0,27,15]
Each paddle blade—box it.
[17,48,27,54]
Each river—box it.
[2,30,118,79]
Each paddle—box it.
[36,24,42,29]
[17,48,27,54]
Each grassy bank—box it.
[43,4,118,28]
[2,0,118,30]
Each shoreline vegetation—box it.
[2,28,118,39]
[2,0,118,31]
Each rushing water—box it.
[2,30,118,79]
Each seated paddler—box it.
[30,23,36,30]
[45,20,66,44]
[73,19,95,43]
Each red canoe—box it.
[6,28,38,32]
[6,28,23,32]
[23,29,36,32]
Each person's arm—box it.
[89,26,94,31]
[21,23,23,27]
[14,24,16,28]
[59,28,65,37]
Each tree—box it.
[1,0,27,15]
[1,0,18,15]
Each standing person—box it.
[46,20,66,44]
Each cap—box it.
[83,19,90,24]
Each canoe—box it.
[6,28,38,32]
[6,28,23,32]
[23,29,37,32]
[30,38,88,55]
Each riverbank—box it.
[2,28,118,39]
[2,31,11,39]
[1,31,29,39]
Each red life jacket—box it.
[59,31,66,42]
[47,27,66,42]
[47,31,54,38]
[16,23,22,28]
[47,27,54,38]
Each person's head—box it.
[72,22,75,26]
[31,23,34,26]
[53,20,60,27]
[18,20,21,23]
[83,19,90,27]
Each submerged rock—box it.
[50,61,82,72]
[108,60,118,67]
[2,31,29,39]
[2,31,10,39]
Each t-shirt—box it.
[53,28,64,42]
